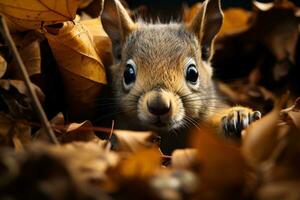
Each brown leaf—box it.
[192,130,245,200]
[0,112,31,150]
[217,80,275,114]
[0,142,114,199]
[171,148,198,170]
[80,18,113,67]
[0,79,44,102]
[242,106,281,167]
[219,8,252,37]
[113,130,159,153]
[115,148,161,179]
[50,142,119,185]
[280,97,300,129]
[7,32,41,78]
[0,0,78,31]
[44,19,107,120]
[35,112,106,146]
[44,19,107,85]
[60,121,106,145]
[0,54,7,78]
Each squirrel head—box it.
[101,0,223,130]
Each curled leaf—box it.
[0,79,44,102]
[44,19,107,120]
[113,130,159,153]
[44,20,107,84]
[280,97,300,129]
[0,0,78,30]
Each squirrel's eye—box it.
[185,64,198,84]
[123,60,136,87]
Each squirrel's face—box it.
[111,25,216,130]
[101,0,223,130]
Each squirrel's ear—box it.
[186,0,223,61]
[100,0,136,59]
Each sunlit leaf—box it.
[0,0,79,30]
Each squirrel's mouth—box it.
[152,118,167,128]
[144,116,183,130]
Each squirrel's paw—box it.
[221,109,261,138]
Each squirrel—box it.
[100,0,261,153]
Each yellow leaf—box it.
[113,130,158,153]
[117,148,161,178]
[81,18,112,67]
[44,20,107,84]
[0,0,78,30]
[44,19,108,120]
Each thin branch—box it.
[0,15,59,145]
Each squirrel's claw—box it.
[221,109,261,138]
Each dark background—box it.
[127,0,300,10]
[125,0,300,23]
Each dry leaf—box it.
[0,142,114,199]
[0,0,78,31]
[219,8,252,37]
[44,19,106,84]
[0,79,44,102]
[280,97,300,129]
[0,54,7,78]
[49,142,119,185]
[35,112,106,146]
[116,148,161,179]
[34,112,64,141]
[58,120,106,146]
[7,32,41,78]
[113,130,159,153]
[242,106,281,167]
[44,19,107,120]
[192,131,245,200]
[171,148,198,170]
[80,18,113,67]
[0,112,31,150]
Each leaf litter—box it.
[0,0,299,199]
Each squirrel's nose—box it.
[147,96,171,116]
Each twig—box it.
[0,16,59,145]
